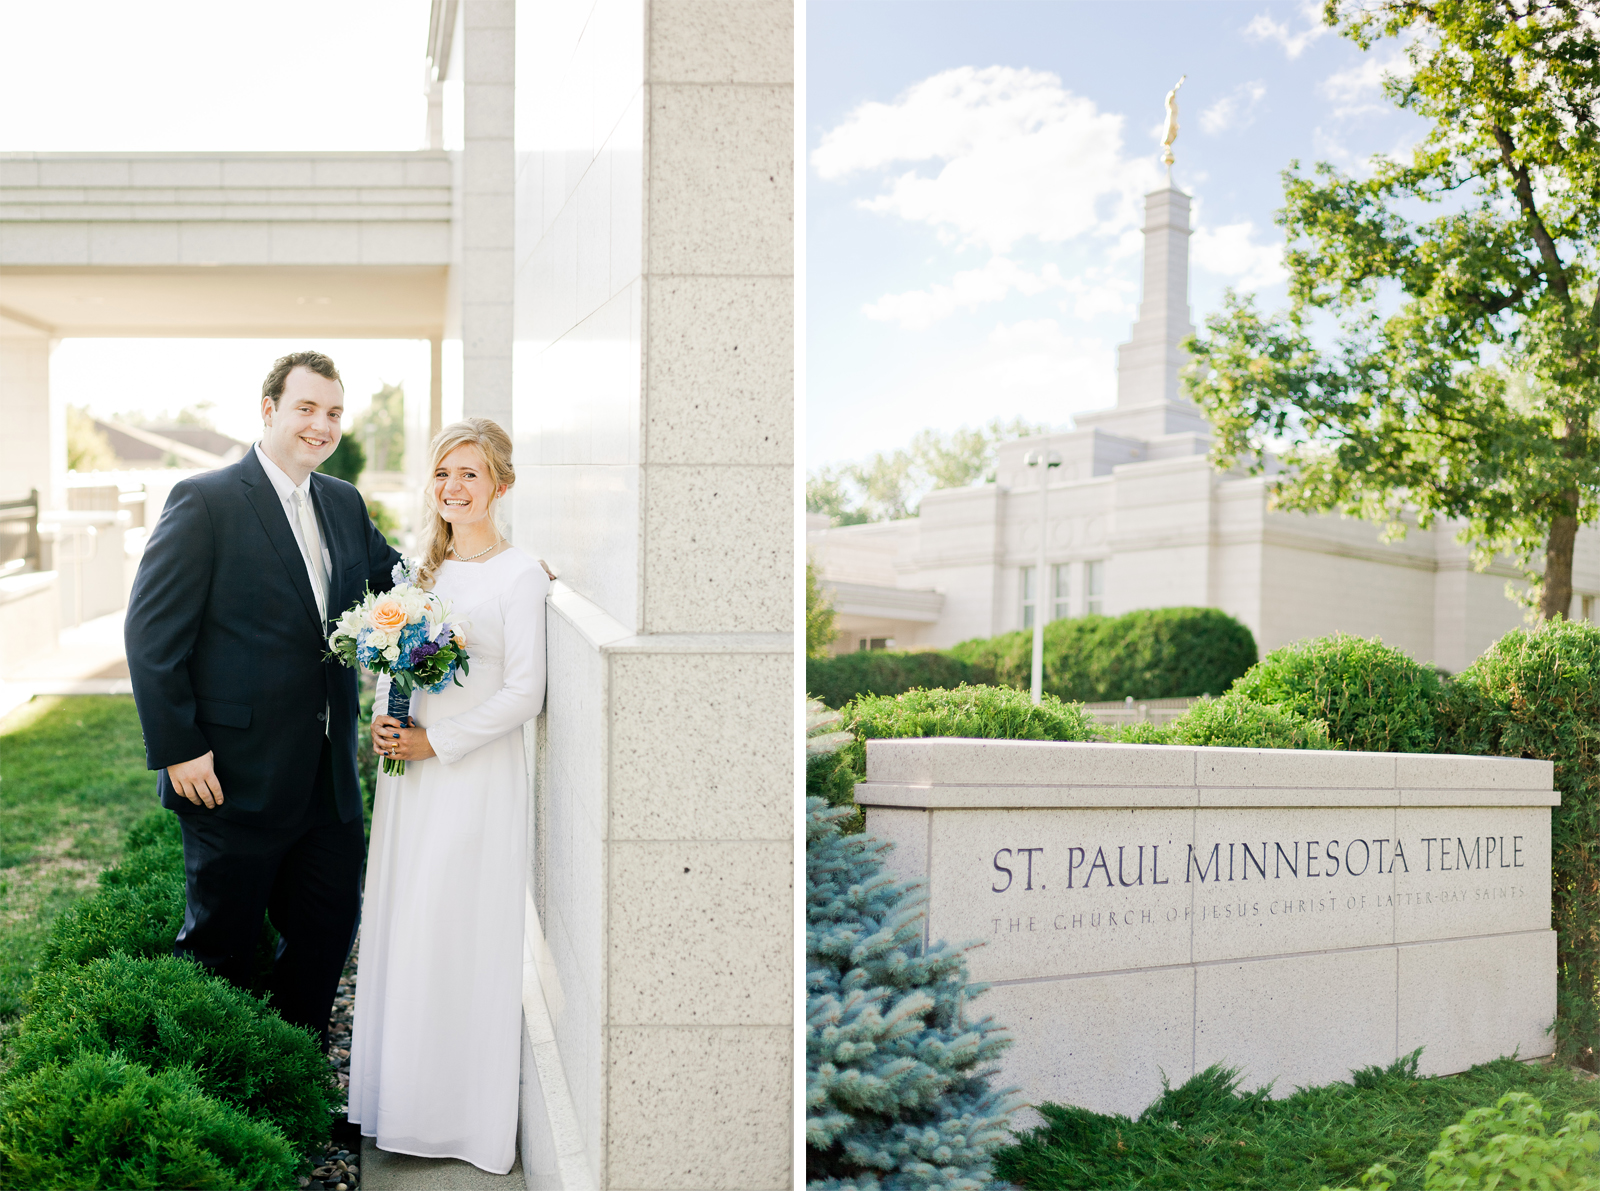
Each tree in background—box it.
[1186,0,1600,621]
[66,407,116,473]
[806,417,1046,525]
[317,434,365,485]
[806,560,838,658]
[354,382,405,474]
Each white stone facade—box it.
[859,738,1557,1120]
[510,1,793,1186]
[809,187,1600,672]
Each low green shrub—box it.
[1106,720,1172,744]
[122,809,184,857]
[1164,692,1335,750]
[0,1050,298,1191]
[1355,1091,1600,1191]
[806,749,857,810]
[1103,695,1334,749]
[837,684,1100,781]
[1230,634,1443,753]
[35,872,185,975]
[96,812,183,890]
[807,797,1017,1189]
[806,649,976,709]
[1441,619,1600,1070]
[950,607,1258,703]
[10,954,337,1152]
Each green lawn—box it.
[0,696,160,1026]
[995,1053,1600,1190]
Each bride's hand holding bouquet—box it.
[327,559,470,775]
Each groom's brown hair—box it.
[262,351,342,406]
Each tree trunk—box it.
[1542,500,1579,620]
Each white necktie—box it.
[292,489,329,622]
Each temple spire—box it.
[1115,187,1195,409]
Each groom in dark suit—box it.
[125,350,401,1051]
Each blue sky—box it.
[805,0,1425,469]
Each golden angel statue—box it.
[1161,75,1186,175]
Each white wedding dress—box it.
[348,547,549,1174]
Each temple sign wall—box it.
[859,738,1557,1122]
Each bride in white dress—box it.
[348,417,549,1174]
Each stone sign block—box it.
[858,739,1557,1120]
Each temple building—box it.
[808,184,1600,673]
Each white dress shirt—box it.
[255,442,333,735]
[255,443,333,605]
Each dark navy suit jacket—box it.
[124,448,402,824]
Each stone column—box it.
[459,0,514,432]
[510,0,793,1186]
[0,335,59,507]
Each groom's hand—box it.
[168,751,224,808]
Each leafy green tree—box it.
[1185,0,1600,620]
[66,407,116,473]
[806,560,838,658]
[807,418,1046,525]
[805,466,871,526]
[354,382,406,474]
[318,433,366,484]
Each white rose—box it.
[382,643,401,663]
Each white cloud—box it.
[1244,1,1330,58]
[1063,270,1136,320]
[834,320,1117,459]
[812,65,1161,252]
[970,321,1115,415]
[1199,81,1267,135]
[1321,51,1409,118]
[1191,221,1288,290]
[862,258,1069,330]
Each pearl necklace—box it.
[450,535,501,562]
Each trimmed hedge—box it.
[837,684,1100,778]
[1441,619,1600,1069]
[35,872,187,975]
[819,685,1100,834]
[95,811,184,890]
[10,954,339,1152]
[1230,633,1442,753]
[806,649,976,710]
[39,812,278,992]
[950,607,1258,703]
[1108,693,1335,750]
[0,809,330,1185]
[0,1051,298,1191]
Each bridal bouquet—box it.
[327,559,470,775]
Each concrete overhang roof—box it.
[0,151,452,339]
[0,265,447,339]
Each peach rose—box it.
[370,597,408,633]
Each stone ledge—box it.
[860,738,1556,804]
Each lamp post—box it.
[1025,449,1062,705]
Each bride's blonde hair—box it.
[416,418,515,589]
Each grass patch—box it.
[0,696,156,1027]
[995,1053,1600,1190]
